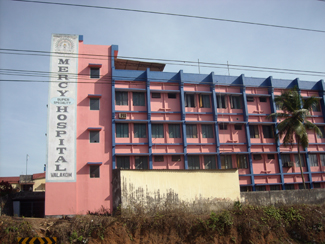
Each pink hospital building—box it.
[46,34,325,216]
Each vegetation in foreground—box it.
[0,203,325,244]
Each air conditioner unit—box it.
[283,161,294,167]
[119,113,127,119]
[287,161,295,167]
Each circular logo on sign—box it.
[55,38,74,53]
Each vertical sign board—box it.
[47,34,78,182]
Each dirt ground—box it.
[1,204,325,243]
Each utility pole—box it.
[26,154,29,175]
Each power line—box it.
[12,0,325,34]
[1,48,324,77]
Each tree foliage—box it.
[0,181,13,196]
[269,87,322,189]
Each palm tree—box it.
[269,88,322,189]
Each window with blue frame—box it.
[90,98,100,110]
[185,94,195,107]
[186,124,197,138]
[152,124,164,138]
[294,154,306,167]
[116,123,129,138]
[249,125,259,138]
[201,124,213,138]
[115,91,128,105]
[135,156,148,169]
[133,92,145,106]
[188,155,200,169]
[237,155,248,169]
[134,124,147,138]
[230,96,242,109]
[220,155,232,169]
[199,94,210,108]
[216,95,227,108]
[204,155,216,169]
[90,68,100,78]
[90,131,99,143]
[168,124,181,138]
[262,125,274,138]
[309,154,318,167]
[116,156,130,169]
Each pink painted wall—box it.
[74,42,112,214]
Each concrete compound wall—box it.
[241,189,325,206]
[112,169,240,212]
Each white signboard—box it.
[46,34,79,182]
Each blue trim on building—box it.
[110,55,325,190]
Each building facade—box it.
[46,34,325,216]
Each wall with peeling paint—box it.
[112,169,240,212]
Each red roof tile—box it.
[0,177,20,184]
[33,172,45,180]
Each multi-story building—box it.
[46,34,325,216]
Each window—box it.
[134,124,146,138]
[309,154,318,167]
[172,155,181,162]
[133,92,145,106]
[199,95,210,108]
[285,184,295,190]
[270,185,281,191]
[217,95,227,108]
[90,98,100,110]
[152,124,164,138]
[299,183,309,189]
[262,125,274,138]
[246,97,254,102]
[312,101,321,112]
[267,154,275,160]
[294,154,306,167]
[90,165,99,178]
[90,131,99,143]
[204,155,216,169]
[22,185,33,192]
[154,155,164,162]
[116,156,130,169]
[202,124,213,138]
[188,155,200,169]
[255,186,266,191]
[90,68,100,78]
[219,123,227,130]
[237,155,248,169]
[234,124,242,130]
[115,91,128,105]
[116,124,129,138]
[259,97,267,103]
[168,93,177,99]
[152,93,161,98]
[220,155,232,169]
[317,127,325,138]
[249,125,259,138]
[135,156,148,169]
[240,186,251,192]
[168,124,181,138]
[230,96,242,109]
[320,154,325,166]
[185,94,195,107]
[186,124,197,138]
[253,154,262,160]
[314,183,321,188]
[276,101,283,110]
[281,154,291,166]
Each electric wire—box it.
[1,48,324,78]
[12,0,325,34]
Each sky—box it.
[0,0,324,177]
